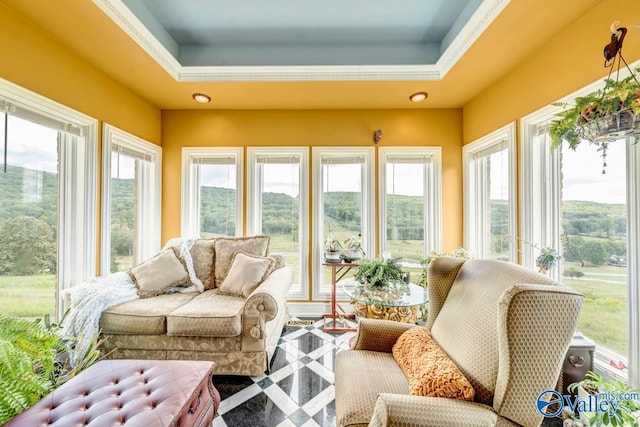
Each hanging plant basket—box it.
[578,108,640,143]
[549,24,640,172]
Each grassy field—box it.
[0,274,56,320]
[562,261,627,355]
[0,251,629,358]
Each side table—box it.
[322,262,357,332]
[560,333,596,395]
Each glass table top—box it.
[342,280,428,308]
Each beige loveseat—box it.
[335,257,584,427]
[97,236,293,376]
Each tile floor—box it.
[213,319,355,427]
[211,318,563,427]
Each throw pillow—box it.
[213,235,270,287]
[128,247,190,298]
[392,326,475,401]
[219,252,276,297]
[190,238,217,289]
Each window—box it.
[312,147,374,299]
[181,148,243,238]
[378,147,442,279]
[101,124,161,273]
[463,123,516,261]
[0,78,97,320]
[522,97,640,386]
[247,148,309,299]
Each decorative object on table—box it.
[324,234,342,263]
[353,256,404,287]
[550,23,640,173]
[341,235,364,262]
[417,247,472,287]
[566,370,640,426]
[346,282,427,323]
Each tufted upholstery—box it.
[335,257,584,427]
[4,359,220,427]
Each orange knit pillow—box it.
[392,326,475,401]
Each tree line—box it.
[0,163,628,275]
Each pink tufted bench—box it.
[4,359,220,427]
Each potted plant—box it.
[549,26,640,173]
[353,256,404,288]
[550,72,640,151]
[324,234,342,263]
[566,370,640,426]
[342,235,364,262]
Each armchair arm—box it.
[369,394,512,427]
[241,266,293,351]
[351,318,415,352]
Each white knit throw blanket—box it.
[62,237,202,366]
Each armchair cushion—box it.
[128,248,190,298]
[219,252,276,297]
[392,326,474,401]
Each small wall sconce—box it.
[373,129,382,143]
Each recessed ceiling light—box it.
[192,93,211,104]
[409,91,428,103]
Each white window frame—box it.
[312,147,374,300]
[520,77,640,387]
[101,124,161,273]
[247,147,309,300]
[0,77,98,319]
[181,147,244,238]
[378,147,442,263]
[463,123,517,261]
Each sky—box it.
[1,112,629,205]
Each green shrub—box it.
[563,269,585,278]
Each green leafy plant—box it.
[417,248,471,287]
[353,257,404,287]
[0,314,108,424]
[550,71,640,151]
[324,234,342,252]
[567,371,640,426]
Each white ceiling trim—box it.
[435,0,510,79]
[93,0,510,83]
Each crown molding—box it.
[93,0,509,82]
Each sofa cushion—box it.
[167,290,245,337]
[392,326,474,401]
[128,247,190,298]
[100,293,196,335]
[213,235,270,287]
[219,252,276,297]
[190,238,217,289]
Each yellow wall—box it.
[463,0,640,143]
[0,3,161,274]
[161,108,463,252]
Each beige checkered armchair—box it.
[335,257,584,427]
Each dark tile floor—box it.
[213,319,354,427]
[212,318,564,427]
